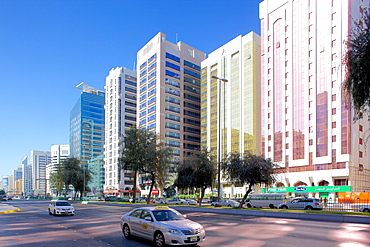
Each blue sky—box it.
[0,0,261,178]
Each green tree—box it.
[119,127,157,203]
[222,152,277,208]
[141,138,173,204]
[48,163,64,196]
[62,158,92,199]
[343,7,370,119]
[175,148,217,206]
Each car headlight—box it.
[166,228,183,235]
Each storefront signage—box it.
[262,185,351,193]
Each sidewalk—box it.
[0,202,20,214]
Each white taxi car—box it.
[120,206,205,247]
[48,200,75,216]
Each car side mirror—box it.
[144,216,153,222]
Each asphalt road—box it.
[1,200,370,247]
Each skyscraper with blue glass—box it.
[70,83,105,195]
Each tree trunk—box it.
[147,173,155,204]
[132,170,137,203]
[198,187,205,207]
[240,184,253,208]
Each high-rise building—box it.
[201,32,261,198]
[70,83,105,195]
[260,0,370,199]
[21,156,32,196]
[46,144,70,194]
[30,150,51,196]
[103,67,137,195]
[12,166,22,195]
[137,32,205,184]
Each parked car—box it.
[1,195,8,201]
[152,197,167,204]
[165,198,187,205]
[48,200,75,216]
[128,197,147,203]
[185,199,197,205]
[278,198,323,210]
[359,206,370,212]
[211,199,240,208]
[120,206,206,246]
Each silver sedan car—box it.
[120,206,206,247]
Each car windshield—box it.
[153,210,184,221]
[56,202,71,206]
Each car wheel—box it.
[154,231,165,247]
[305,206,313,210]
[247,203,252,208]
[122,224,131,239]
[53,210,57,215]
[227,204,232,207]
[281,205,288,209]
[48,209,52,215]
[269,204,275,209]
[363,208,370,213]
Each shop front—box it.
[262,185,351,202]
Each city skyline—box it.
[0,0,261,177]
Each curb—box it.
[0,208,21,214]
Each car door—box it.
[289,199,300,209]
[138,209,155,239]
[128,209,142,235]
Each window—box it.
[166,52,180,63]
[359,151,363,158]
[359,125,363,132]
[332,135,336,142]
[332,122,336,128]
[359,138,363,145]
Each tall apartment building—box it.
[137,32,205,186]
[46,144,70,194]
[70,83,105,195]
[201,32,261,198]
[12,166,22,195]
[260,0,370,199]
[21,156,32,196]
[30,150,51,196]
[103,67,137,195]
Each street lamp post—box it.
[211,75,228,201]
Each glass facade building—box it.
[70,83,105,195]
[201,32,261,198]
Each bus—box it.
[246,193,290,209]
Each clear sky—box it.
[0,0,262,178]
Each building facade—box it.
[70,83,105,195]
[260,0,370,199]
[12,166,22,195]
[136,32,205,194]
[46,144,70,195]
[103,67,137,194]
[201,32,261,198]
[21,156,32,196]
[30,150,51,196]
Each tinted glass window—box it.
[129,209,142,218]
[141,210,151,219]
